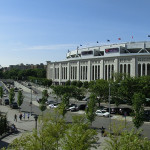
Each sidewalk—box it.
[0,105,35,149]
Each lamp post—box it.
[30,87,32,115]
[34,115,38,130]
[109,83,111,134]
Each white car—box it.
[95,110,110,117]
[49,103,58,108]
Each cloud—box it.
[27,44,77,51]
[11,43,77,52]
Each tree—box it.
[57,93,70,117]
[119,77,139,105]
[104,120,150,150]
[8,111,67,150]
[0,86,3,98]
[86,94,97,126]
[65,80,71,86]
[83,81,89,89]
[17,90,24,111]
[89,79,109,107]
[39,89,49,114]
[132,92,145,129]
[8,111,99,150]
[76,81,83,88]
[9,88,15,105]
[61,115,99,150]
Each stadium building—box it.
[47,41,150,85]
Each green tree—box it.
[8,111,67,150]
[0,86,3,98]
[65,80,71,86]
[17,91,24,111]
[61,115,98,150]
[104,121,150,150]
[39,90,49,114]
[76,81,83,88]
[83,81,89,89]
[86,94,97,126]
[132,92,145,129]
[89,79,109,107]
[9,88,15,105]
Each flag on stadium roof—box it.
[107,40,110,42]
[118,38,121,40]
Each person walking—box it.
[14,114,17,122]
[101,126,105,137]
[23,112,25,120]
[19,113,23,121]
[28,113,30,120]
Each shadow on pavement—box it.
[0,140,9,149]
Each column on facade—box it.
[100,60,104,79]
[110,65,112,79]
[131,57,137,77]
[114,58,119,74]
[141,63,143,76]
[67,62,70,80]
[77,61,80,81]
[145,63,147,75]
[93,65,95,80]
[59,63,61,84]
[107,65,109,80]
[87,60,91,81]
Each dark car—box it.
[78,104,87,110]
[143,110,150,122]
[4,99,9,105]
[46,100,55,105]
[118,108,132,116]
[110,108,120,114]
[37,98,42,103]
[10,102,18,109]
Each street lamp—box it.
[34,115,38,130]
[30,87,32,115]
[109,83,111,134]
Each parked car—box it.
[14,87,18,92]
[67,104,78,112]
[49,103,58,108]
[143,110,150,122]
[110,107,120,114]
[10,102,18,109]
[95,110,110,117]
[78,104,87,110]
[82,97,90,101]
[37,98,42,103]
[118,108,132,116]
[46,100,55,105]
[3,99,9,105]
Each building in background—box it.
[47,41,150,85]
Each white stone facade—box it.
[47,41,150,84]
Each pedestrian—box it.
[23,112,25,120]
[101,126,105,137]
[28,113,30,120]
[14,114,17,122]
[19,113,23,120]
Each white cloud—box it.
[27,44,77,51]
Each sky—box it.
[0,0,150,67]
